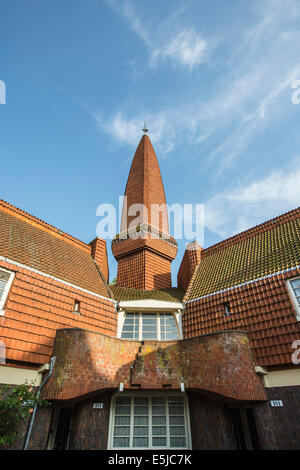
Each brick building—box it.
[0,133,299,450]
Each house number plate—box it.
[270,400,283,407]
[93,402,104,409]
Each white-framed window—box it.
[120,312,180,341]
[108,393,191,450]
[287,277,300,320]
[0,268,15,315]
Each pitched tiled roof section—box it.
[120,134,169,234]
[186,207,300,301]
[0,199,112,299]
[111,285,185,303]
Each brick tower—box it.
[112,133,177,290]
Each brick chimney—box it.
[89,237,109,283]
[177,241,202,291]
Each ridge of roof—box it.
[203,205,300,256]
[0,198,90,252]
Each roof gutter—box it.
[23,356,56,450]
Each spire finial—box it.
[142,121,148,133]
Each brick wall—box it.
[0,259,117,365]
[43,328,266,402]
[183,267,300,367]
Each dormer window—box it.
[120,312,180,341]
[0,268,15,315]
[287,277,300,320]
[73,300,81,314]
[224,302,231,316]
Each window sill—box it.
[0,309,5,317]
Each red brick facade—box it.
[0,258,116,365]
[184,266,300,367]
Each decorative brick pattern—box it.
[177,242,202,291]
[0,259,117,364]
[89,237,109,284]
[183,267,300,366]
[43,328,266,402]
[120,135,169,234]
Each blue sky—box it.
[1,0,300,284]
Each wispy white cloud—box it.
[106,0,209,71]
[204,162,300,239]
[100,0,300,179]
[150,29,208,70]
[93,110,176,156]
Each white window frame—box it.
[0,268,15,316]
[107,392,192,450]
[286,276,300,321]
[118,311,182,341]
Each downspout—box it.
[24,355,56,450]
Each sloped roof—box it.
[111,285,185,303]
[186,207,300,302]
[0,200,112,298]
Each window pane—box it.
[0,271,10,282]
[116,397,130,405]
[169,416,184,425]
[152,406,165,415]
[121,313,139,339]
[293,288,300,296]
[113,437,129,447]
[152,397,165,405]
[133,437,148,447]
[142,332,157,339]
[0,290,3,299]
[152,416,166,425]
[115,416,130,425]
[134,416,148,425]
[170,437,186,447]
[152,437,167,446]
[152,426,166,436]
[134,397,148,405]
[115,406,130,415]
[160,314,178,341]
[291,278,300,288]
[114,426,130,436]
[134,406,148,415]
[170,426,185,436]
[0,281,7,290]
[134,426,148,436]
[169,405,184,415]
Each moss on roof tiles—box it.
[187,212,300,301]
[0,208,112,299]
[111,286,185,303]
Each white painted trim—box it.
[286,276,300,321]
[117,310,183,341]
[0,255,116,306]
[185,264,300,305]
[119,299,183,311]
[107,391,192,450]
[0,267,15,314]
[0,365,42,386]
[262,368,300,388]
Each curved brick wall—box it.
[43,328,266,402]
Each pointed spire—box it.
[120,134,169,235]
